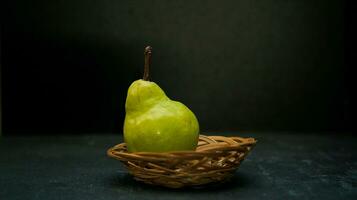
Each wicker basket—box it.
[107,135,257,188]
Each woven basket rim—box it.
[107,134,257,157]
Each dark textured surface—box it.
[2,0,347,133]
[0,132,356,200]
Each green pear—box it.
[123,47,199,152]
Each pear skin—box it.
[124,79,199,152]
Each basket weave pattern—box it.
[107,135,256,188]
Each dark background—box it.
[1,0,349,135]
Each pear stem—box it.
[143,46,152,81]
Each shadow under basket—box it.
[107,135,257,188]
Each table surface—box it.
[0,132,356,200]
